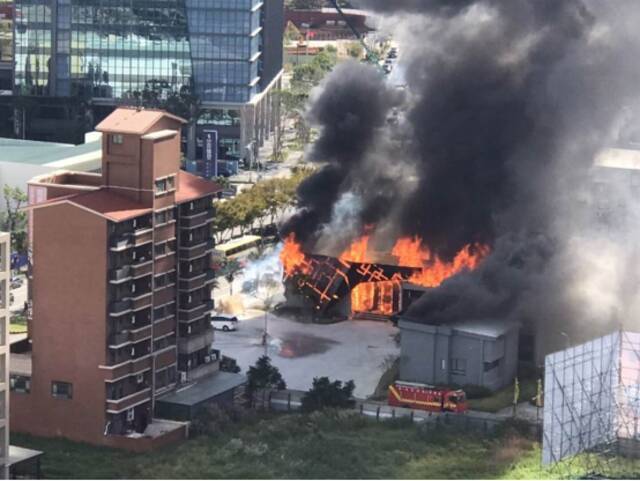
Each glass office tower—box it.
[12,0,284,161]
[0,0,13,92]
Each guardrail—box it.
[252,388,540,436]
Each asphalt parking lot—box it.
[213,309,399,399]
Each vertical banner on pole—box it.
[203,129,218,178]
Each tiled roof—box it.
[29,189,151,222]
[29,170,220,221]
[175,170,222,204]
[96,108,186,135]
[69,189,152,222]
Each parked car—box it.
[211,315,239,332]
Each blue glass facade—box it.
[14,0,279,104]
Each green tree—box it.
[1,186,28,254]
[212,201,236,243]
[291,49,337,92]
[247,355,286,406]
[214,176,231,190]
[220,258,242,296]
[301,377,356,412]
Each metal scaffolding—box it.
[543,330,640,477]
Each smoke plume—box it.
[281,0,640,354]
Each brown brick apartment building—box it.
[11,108,224,449]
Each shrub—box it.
[247,356,286,392]
[301,377,355,412]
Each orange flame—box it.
[395,239,490,288]
[351,280,401,316]
[339,235,371,263]
[280,233,310,277]
[281,231,490,310]
[391,236,431,267]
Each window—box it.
[51,381,73,399]
[155,176,176,196]
[10,375,30,393]
[112,134,124,145]
[154,208,175,225]
[483,358,501,372]
[450,358,466,375]
[155,178,167,194]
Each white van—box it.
[211,315,239,332]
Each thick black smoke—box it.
[282,0,640,351]
[285,0,599,257]
[283,61,403,249]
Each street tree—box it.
[246,355,286,406]
[1,186,28,254]
[220,258,242,296]
[301,377,356,412]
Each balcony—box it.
[132,261,153,278]
[178,299,213,322]
[109,265,132,283]
[155,253,176,274]
[101,356,152,381]
[109,299,133,316]
[130,324,153,343]
[156,347,177,370]
[178,270,215,291]
[106,387,152,413]
[178,327,215,355]
[108,332,130,348]
[131,292,153,310]
[109,229,153,252]
[109,324,151,349]
[178,239,214,260]
[178,208,214,229]
[155,223,176,243]
[154,316,176,338]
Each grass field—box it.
[468,379,537,413]
[11,411,568,480]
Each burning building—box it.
[278,0,640,366]
[281,233,489,320]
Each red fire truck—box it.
[388,381,468,413]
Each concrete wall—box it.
[399,320,519,391]
[11,202,109,445]
[398,321,450,386]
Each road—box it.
[213,310,399,399]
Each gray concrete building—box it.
[398,318,519,391]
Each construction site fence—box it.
[252,389,541,437]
